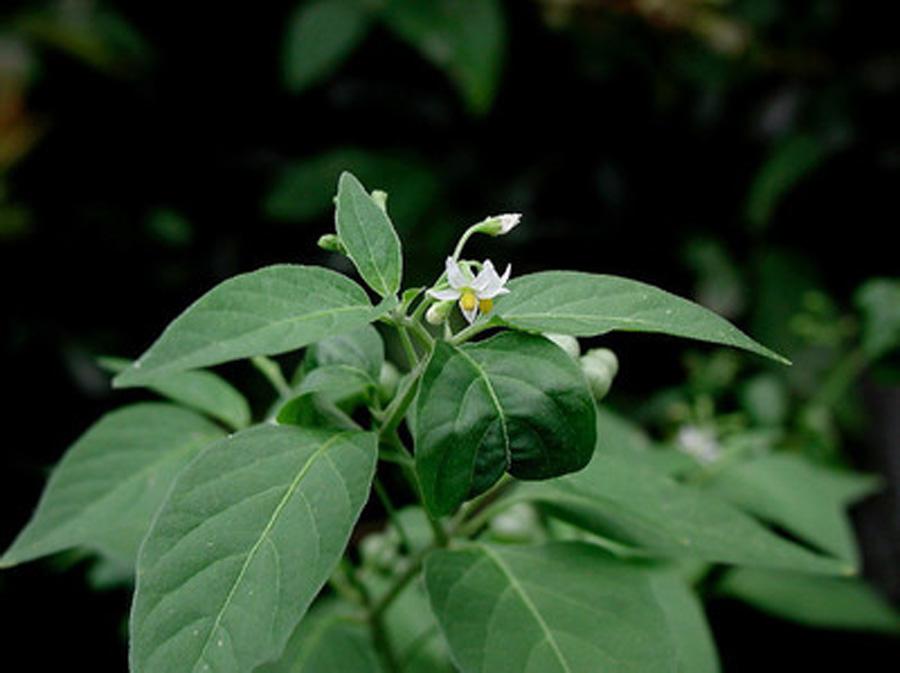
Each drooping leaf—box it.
[0,403,224,569]
[100,357,251,430]
[495,271,789,364]
[283,0,372,93]
[113,265,395,387]
[380,0,506,114]
[520,452,851,575]
[706,453,880,566]
[129,425,377,673]
[425,542,679,673]
[335,172,403,298]
[255,599,380,673]
[719,568,900,634]
[415,332,597,516]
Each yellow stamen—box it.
[478,298,494,314]
[460,289,477,312]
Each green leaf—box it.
[264,148,439,226]
[283,0,372,93]
[424,542,679,673]
[649,571,720,673]
[706,453,880,566]
[520,453,851,575]
[855,278,900,360]
[719,568,900,634]
[381,0,506,114]
[495,271,789,364]
[297,365,377,400]
[129,425,377,673]
[302,324,384,382]
[0,403,224,569]
[415,332,597,516]
[335,172,403,298]
[255,599,380,673]
[113,265,396,388]
[100,357,251,430]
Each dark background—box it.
[1,0,898,669]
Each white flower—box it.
[427,257,511,324]
[477,213,522,237]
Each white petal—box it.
[445,257,468,289]
[476,260,511,299]
[471,260,500,293]
[497,213,521,234]
[427,288,461,301]
[461,303,479,324]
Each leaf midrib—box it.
[191,431,352,672]
[480,545,572,673]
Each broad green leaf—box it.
[649,571,720,673]
[264,148,439,226]
[425,542,678,673]
[381,0,506,114]
[100,357,251,430]
[256,599,380,673]
[719,568,900,634]
[335,172,403,297]
[520,453,851,575]
[855,278,900,360]
[283,0,372,93]
[415,332,597,516]
[296,365,376,401]
[113,265,395,387]
[707,454,880,566]
[129,425,377,673]
[0,403,224,569]
[495,271,789,364]
[301,324,384,382]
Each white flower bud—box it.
[545,333,580,360]
[425,300,454,325]
[475,213,522,237]
[580,348,619,401]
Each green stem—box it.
[251,355,292,399]
[449,317,498,345]
[395,323,419,369]
[379,358,428,439]
[369,544,435,621]
[451,224,481,263]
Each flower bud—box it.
[371,190,388,212]
[580,348,619,401]
[474,213,522,237]
[425,300,454,325]
[545,333,580,360]
[317,233,346,254]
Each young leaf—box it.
[113,265,396,388]
[520,452,852,575]
[380,0,506,114]
[0,403,224,569]
[335,172,403,298]
[706,453,880,566]
[495,271,789,364]
[100,357,251,430]
[424,542,678,673]
[719,568,900,634]
[415,332,597,516]
[255,599,380,673]
[129,425,377,673]
[283,0,372,94]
